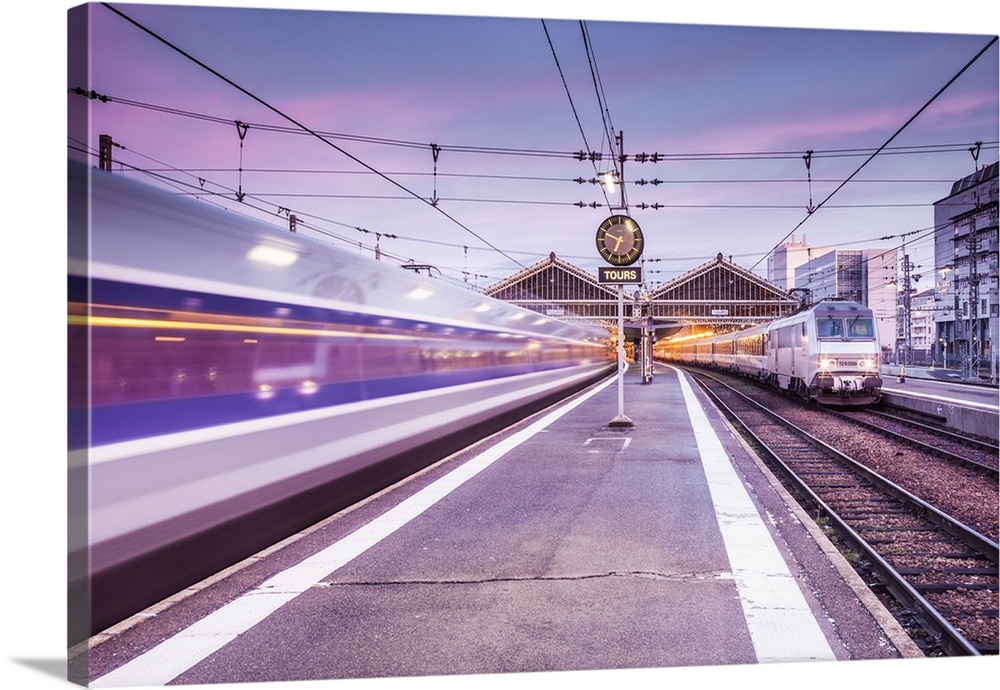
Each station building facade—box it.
[933,161,999,379]
[483,252,798,339]
[766,234,829,292]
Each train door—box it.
[765,329,776,384]
[798,321,810,394]
[791,321,804,377]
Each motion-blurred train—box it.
[654,300,884,406]
[67,159,614,641]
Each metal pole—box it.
[610,283,634,427]
[617,284,624,414]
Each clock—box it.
[596,215,644,266]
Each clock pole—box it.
[595,214,642,428]
[609,282,634,427]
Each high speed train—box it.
[67,159,613,641]
[655,300,884,406]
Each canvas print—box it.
[65,2,998,688]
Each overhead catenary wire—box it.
[72,136,437,276]
[99,2,528,271]
[579,24,615,154]
[74,127,971,297]
[750,34,999,271]
[72,126,979,298]
[79,10,996,290]
[72,88,998,166]
[90,161,993,188]
[540,18,614,211]
[580,20,627,211]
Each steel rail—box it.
[862,407,999,457]
[827,408,998,479]
[689,370,995,657]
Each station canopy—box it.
[483,252,798,336]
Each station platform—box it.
[880,363,998,386]
[878,365,999,442]
[80,363,922,687]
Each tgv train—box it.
[655,300,884,406]
[67,159,613,640]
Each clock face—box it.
[596,215,644,266]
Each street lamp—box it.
[601,171,619,196]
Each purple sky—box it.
[68,1,998,293]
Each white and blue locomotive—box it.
[656,300,884,406]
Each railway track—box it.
[685,367,999,657]
[838,408,999,476]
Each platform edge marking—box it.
[672,367,838,663]
[90,375,618,686]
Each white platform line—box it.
[672,367,837,662]
[881,385,999,412]
[91,375,617,687]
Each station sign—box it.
[598,266,643,284]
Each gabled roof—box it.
[650,253,793,302]
[948,160,998,197]
[483,252,618,301]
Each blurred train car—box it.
[655,300,883,406]
[67,159,614,641]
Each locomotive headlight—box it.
[858,358,874,370]
[820,358,836,370]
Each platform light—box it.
[601,171,618,195]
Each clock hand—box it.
[608,232,624,252]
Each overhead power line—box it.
[99,2,528,270]
[750,34,999,271]
[71,87,997,166]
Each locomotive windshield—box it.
[816,315,875,340]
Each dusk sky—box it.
[67,1,998,293]
[2,2,998,690]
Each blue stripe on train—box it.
[70,362,565,450]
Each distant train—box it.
[655,300,884,406]
[67,159,614,640]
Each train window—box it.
[816,318,843,339]
[846,317,875,339]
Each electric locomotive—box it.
[656,299,883,406]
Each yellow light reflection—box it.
[68,314,414,342]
